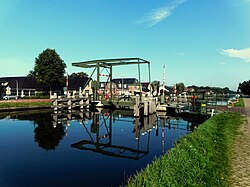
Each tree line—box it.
[1,48,249,96]
[238,80,250,95]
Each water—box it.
[0,109,201,187]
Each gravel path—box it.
[230,98,250,186]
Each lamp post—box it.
[15,80,18,97]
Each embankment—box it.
[127,112,245,187]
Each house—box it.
[0,76,49,98]
[112,78,141,95]
[0,76,92,98]
[65,77,92,96]
[97,78,148,96]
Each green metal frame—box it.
[72,57,151,101]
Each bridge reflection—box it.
[51,109,200,159]
[1,109,202,156]
[71,111,150,160]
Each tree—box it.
[32,48,66,91]
[238,80,250,95]
[222,87,230,94]
[151,80,160,96]
[176,82,185,94]
[69,72,88,79]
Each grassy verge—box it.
[0,102,51,108]
[233,97,245,107]
[22,95,50,99]
[127,112,245,187]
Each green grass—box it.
[22,95,50,99]
[126,112,245,187]
[0,102,51,108]
[228,97,245,107]
[233,97,245,107]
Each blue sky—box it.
[0,0,250,91]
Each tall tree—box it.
[238,80,250,95]
[32,48,66,91]
[151,80,160,96]
[69,72,89,79]
[176,82,185,94]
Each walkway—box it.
[230,98,250,186]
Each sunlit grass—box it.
[233,97,245,107]
[126,112,245,187]
[0,102,51,108]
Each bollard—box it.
[68,99,72,110]
[134,95,140,117]
[153,98,157,114]
[144,99,148,116]
[67,92,71,99]
[86,93,90,108]
[80,99,84,109]
[149,97,153,114]
[53,99,58,110]
[211,109,215,117]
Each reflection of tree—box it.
[34,113,65,151]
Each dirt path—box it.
[230,98,250,186]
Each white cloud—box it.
[220,48,250,62]
[176,52,185,56]
[137,0,187,27]
[219,62,227,65]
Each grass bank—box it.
[233,97,245,107]
[0,102,51,108]
[127,112,245,187]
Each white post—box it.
[211,109,215,117]
[86,93,89,108]
[53,100,58,110]
[153,98,157,113]
[134,95,140,117]
[68,99,72,110]
[144,99,148,116]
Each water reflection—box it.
[71,111,149,160]
[34,115,65,151]
[50,109,200,158]
[1,111,66,151]
[0,109,201,155]
[0,109,206,187]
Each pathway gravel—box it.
[230,98,250,186]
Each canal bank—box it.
[126,112,245,186]
[0,99,52,112]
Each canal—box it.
[0,109,203,187]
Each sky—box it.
[0,0,250,91]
